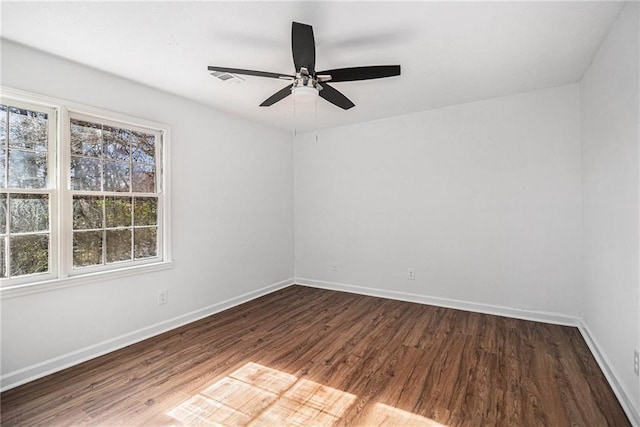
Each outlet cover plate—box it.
[158,290,168,305]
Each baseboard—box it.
[0,277,295,392]
[578,322,640,426]
[296,277,580,326]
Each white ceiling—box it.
[0,1,624,132]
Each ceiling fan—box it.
[208,22,401,110]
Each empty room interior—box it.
[0,1,639,426]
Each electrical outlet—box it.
[332,262,338,272]
[158,289,168,305]
[634,350,639,376]
[408,268,415,280]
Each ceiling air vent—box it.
[210,70,244,84]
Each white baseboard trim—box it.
[578,322,640,426]
[0,277,294,392]
[296,278,580,326]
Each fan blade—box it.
[317,65,400,82]
[319,83,355,110]
[260,85,293,107]
[292,22,316,73]
[208,66,293,80]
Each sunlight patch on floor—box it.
[363,403,448,426]
[167,362,447,426]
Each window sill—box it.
[0,260,175,299]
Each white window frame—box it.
[65,111,165,276]
[0,98,58,285]
[0,87,173,298]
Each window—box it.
[0,101,56,281]
[0,89,171,292]
[69,115,162,272]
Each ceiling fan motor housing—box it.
[292,67,321,102]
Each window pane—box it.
[134,197,157,226]
[8,149,47,189]
[104,160,130,192]
[0,105,6,146]
[0,193,5,234]
[131,132,155,163]
[73,196,103,230]
[0,147,6,188]
[103,126,130,160]
[134,227,157,259]
[9,194,48,233]
[73,230,103,267]
[105,196,132,228]
[70,156,101,191]
[132,163,155,192]
[10,234,49,276]
[8,107,48,151]
[106,229,132,263]
[0,236,5,278]
[70,119,102,157]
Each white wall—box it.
[0,39,294,388]
[295,84,582,318]
[581,1,640,416]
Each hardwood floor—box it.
[0,285,629,426]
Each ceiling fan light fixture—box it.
[292,85,319,102]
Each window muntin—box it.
[0,101,56,281]
[68,114,162,273]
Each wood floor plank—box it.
[0,285,630,426]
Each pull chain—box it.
[293,87,297,137]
